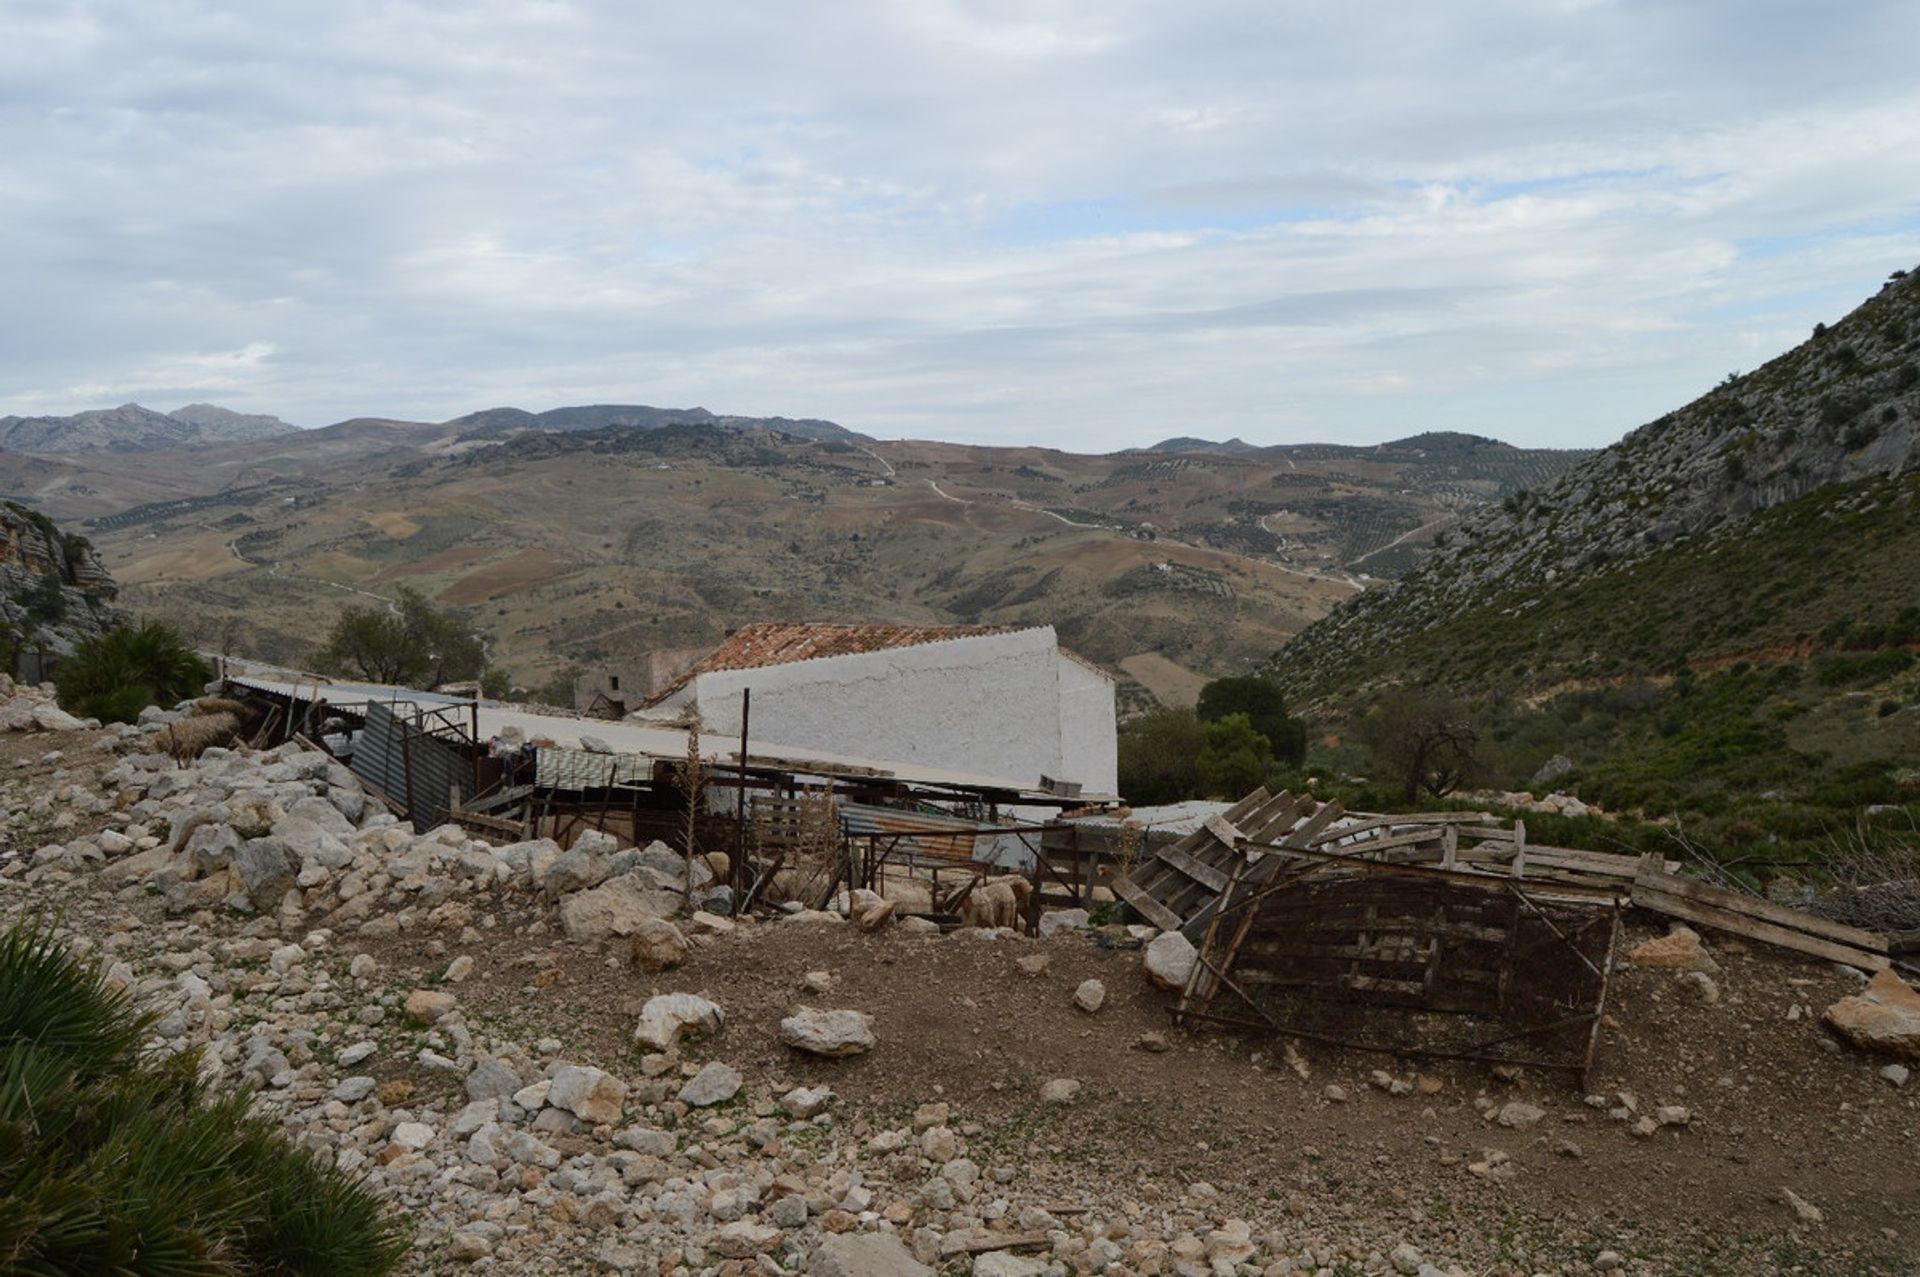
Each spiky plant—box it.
[54,620,213,724]
[0,917,410,1275]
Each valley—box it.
[1,410,1586,711]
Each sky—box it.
[3,1,1919,451]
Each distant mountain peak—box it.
[0,401,295,452]
[446,402,868,444]
[1143,436,1262,455]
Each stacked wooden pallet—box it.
[1109,789,1347,938]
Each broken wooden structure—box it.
[1109,786,1906,1079]
[1176,850,1620,1083]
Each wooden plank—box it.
[1157,845,1229,893]
[1111,874,1182,931]
[1631,885,1890,971]
[1634,866,1887,952]
[1279,799,1345,848]
[1204,814,1245,846]
[1889,928,1920,956]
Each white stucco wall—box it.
[685,626,1116,793]
[1055,652,1119,796]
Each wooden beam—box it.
[1631,884,1889,972]
[1633,865,1887,952]
[1111,874,1182,931]
[1156,844,1229,893]
[1204,814,1245,846]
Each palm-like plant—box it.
[54,620,213,723]
[0,918,410,1275]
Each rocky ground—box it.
[2,680,1918,1277]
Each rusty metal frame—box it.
[1181,852,1621,1084]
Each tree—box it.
[1117,708,1207,805]
[55,621,212,724]
[1196,712,1270,798]
[315,588,487,689]
[1359,691,1482,804]
[1196,675,1307,767]
[0,916,409,1274]
[22,569,66,629]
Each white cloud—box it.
[0,0,1916,448]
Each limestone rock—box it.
[1626,925,1718,974]
[1824,969,1920,1060]
[1073,978,1106,1013]
[627,917,690,972]
[1039,1077,1081,1105]
[809,1232,932,1277]
[404,989,457,1024]
[546,1064,627,1124]
[557,875,682,942]
[1495,1100,1545,1130]
[1144,930,1197,990]
[779,1007,876,1058]
[633,992,725,1051]
[781,1084,835,1118]
[677,1060,742,1107]
[973,1254,1046,1277]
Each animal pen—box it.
[222,675,1123,920]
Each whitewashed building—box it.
[639,622,1118,797]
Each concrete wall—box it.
[1056,653,1119,796]
[690,627,1082,788]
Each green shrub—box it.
[1814,647,1915,687]
[1118,708,1207,805]
[54,620,212,723]
[0,916,409,1275]
[1195,713,1270,799]
[1196,675,1307,767]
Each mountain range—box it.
[0,403,297,452]
[0,395,1590,713]
[0,400,870,454]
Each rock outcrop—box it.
[0,502,124,663]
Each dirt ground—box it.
[6,725,1917,1275]
[350,898,1920,1276]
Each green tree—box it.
[55,620,212,724]
[0,916,409,1275]
[1196,712,1271,798]
[1196,675,1307,767]
[1358,690,1482,804]
[1117,708,1207,805]
[315,588,487,689]
[22,569,67,629]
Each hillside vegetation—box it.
[1269,266,1920,870]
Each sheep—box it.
[958,873,1032,930]
[151,712,241,762]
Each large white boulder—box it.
[778,1007,875,1058]
[1144,930,1197,990]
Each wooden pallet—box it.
[1110,790,1349,938]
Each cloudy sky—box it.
[4,1,1919,450]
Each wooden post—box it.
[735,689,751,913]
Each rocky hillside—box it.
[0,501,124,662]
[1276,265,1920,702]
[0,402,296,451]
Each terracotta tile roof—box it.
[644,622,1026,704]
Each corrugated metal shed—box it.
[349,701,477,832]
